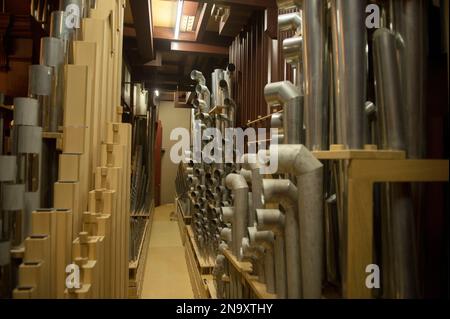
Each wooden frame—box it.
[313,147,449,298]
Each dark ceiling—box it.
[123,0,276,94]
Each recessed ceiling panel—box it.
[152,0,177,28]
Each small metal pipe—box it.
[225,174,248,260]
[264,81,301,107]
[256,209,287,298]
[262,179,301,298]
[278,13,302,33]
[248,226,276,294]
[283,37,303,66]
[190,70,206,86]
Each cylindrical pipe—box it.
[330,0,367,149]
[391,0,426,159]
[278,12,302,33]
[264,81,301,107]
[373,28,406,151]
[271,112,283,129]
[262,179,302,298]
[225,174,248,260]
[373,27,418,298]
[13,98,39,127]
[302,0,328,150]
[190,70,206,85]
[283,96,303,145]
[265,144,323,298]
[256,209,287,298]
[283,37,303,66]
[248,226,275,294]
[28,65,52,97]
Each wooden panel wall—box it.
[229,8,298,129]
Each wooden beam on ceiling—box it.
[153,26,196,41]
[129,0,154,62]
[170,41,228,56]
[195,2,213,41]
[188,0,276,9]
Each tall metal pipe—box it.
[391,0,426,159]
[265,144,323,298]
[330,0,367,149]
[302,0,328,150]
[373,28,406,151]
[262,179,301,298]
[373,27,418,299]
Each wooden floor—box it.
[140,204,194,299]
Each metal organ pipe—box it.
[225,174,249,260]
[264,144,324,298]
[302,0,328,150]
[278,13,302,33]
[330,0,367,149]
[262,179,302,298]
[391,0,426,159]
[264,82,303,145]
[190,70,206,86]
[256,209,287,298]
[373,27,418,299]
[248,226,276,294]
[373,28,406,151]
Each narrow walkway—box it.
[141,204,194,299]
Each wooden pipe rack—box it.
[12,0,133,299]
[313,144,449,299]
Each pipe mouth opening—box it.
[227,63,236,72]
[219,79,228,89]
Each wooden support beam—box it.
[170,41,229,56]
[129,0,154,62]
[195,3,213,41]
[154,26,196,42]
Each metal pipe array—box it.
[205,0,430,300]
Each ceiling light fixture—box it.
[174,0,184,39]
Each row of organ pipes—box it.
[183,0,429,299]
[0,0,98,298]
